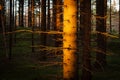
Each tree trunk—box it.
[40,0,47,60]
[119,0,120,38]
[95,0,107,68]
[54,0,63,48]
[19,0,24,27]
[63,0,78,80]
[80,0,92,80]
[47,0,50,30]
[109,0,112,33]
[0,0,8,57]
[31,0,35,52]
[28,0,32,27]
[9,0,13,60]
[0,1,3,32]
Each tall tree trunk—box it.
[38,1,41,29]
[54,0,63,48]
[80,0,92,80]
[55,0,62,31]
[47,0,50,30]
[0,0,3,32]
[31,0,35,52]
[95,0,107,68]
[40,0,47,60]
[63,0,78,80]
[9,0,13,60]
[53,0,56,30]
[14,0,17,43]
[110,0,112,33]
[28,0,32,27]
[0,0,8,57]
[19,0,24,27]
[119,0,120,38]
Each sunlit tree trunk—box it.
[80,0,92,80]
[63,0,78,80]
[95,0,107,68]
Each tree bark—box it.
[80,0,92,80]
[63,0,78,80]
[31,0,35,52]
[9,0,13,60]
[95,0,107,68]
[40,0,47,60]
[19,0,24,27]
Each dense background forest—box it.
[0,0,120,80]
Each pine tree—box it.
[95,0,107,68]
[63,0,78,80]
[80,0,92,80]
[40,0,47,60]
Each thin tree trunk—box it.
[31,0,35,52]
[14,0,17,43]
[119,0,120,38]
[28,0,31,27]
[9,0,13,60]
[39,1,41,29]
[63,0,78,80]
[110,0,112,33]
[47,0,50,31]
[19,0,24,27]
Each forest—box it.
[0,0,120,80]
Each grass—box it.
[0,28,120,80]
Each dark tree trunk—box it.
[28,0,32,27]
[38,1,41,29]
[95,0,107,69]
[31,0,35,52]
[54,0,63,48]
[0,1,2,32]
[40,0,47,60]
[119,0,120,38]
[80,0,92,80]
[110,0,112,33]
[19,0,24,27]
[47,0,50,31]
[14,0,17,43]
[9,0,13,60]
